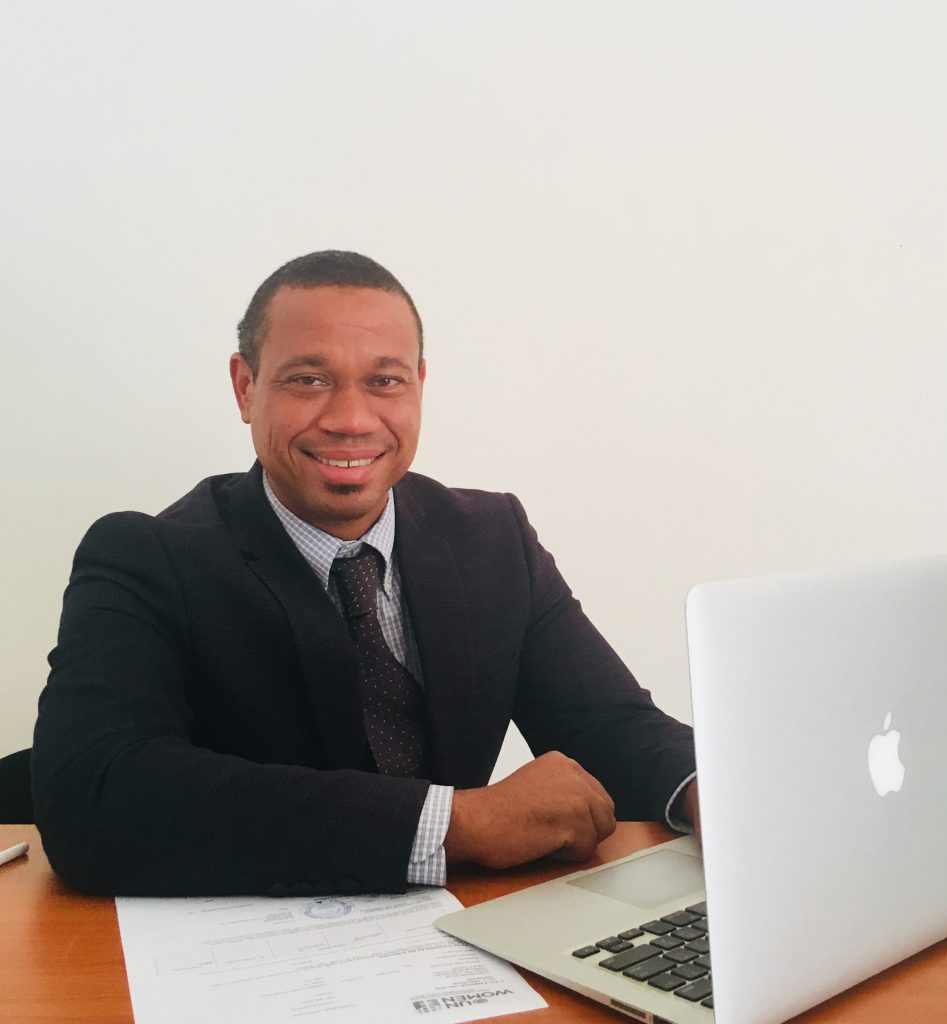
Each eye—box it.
[287,374,330,387]
[371,375,406,389]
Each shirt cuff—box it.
[406,784,453,886]
[665,771,698,833]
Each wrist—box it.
[673,780,700,833]
[443,788,485,865]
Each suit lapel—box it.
[223,465,371,769]
[394,479,478,786]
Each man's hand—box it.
[444,751,616,870]
[675,779,701,843]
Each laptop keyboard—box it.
[571,901,713,1010]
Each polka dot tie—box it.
[332,549,428,778]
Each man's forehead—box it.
[258,285,423,372]
[273,351,416,373]
[267,284,417,334]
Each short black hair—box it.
[237,250,424,375]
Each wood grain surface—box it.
[1,823,944,1023]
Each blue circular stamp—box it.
[303,898,354,920]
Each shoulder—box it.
[393,473,543,577]
[77,469,252,560]
[158,470,251,524]
[395,471,525,529]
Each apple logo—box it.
[868,712,906,796]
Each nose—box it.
[316,383,380,436]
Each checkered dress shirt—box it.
[263,474,452,886]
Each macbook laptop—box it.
[436,556,947,1024]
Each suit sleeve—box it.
[507,495,697,821]
[32,513,430,896]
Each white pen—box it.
[0,841,30,867]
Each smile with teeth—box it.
[312,454,381,468]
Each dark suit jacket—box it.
[32,464,695,896]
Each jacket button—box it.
[266,883,289,897]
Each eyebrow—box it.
[275,354,414,374]
[369,355,414,372]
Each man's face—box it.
[230,285,425,539]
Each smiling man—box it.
[231,283,425,539]
[33,251,698,896]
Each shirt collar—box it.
[262,473,397,596]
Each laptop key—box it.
[673,926,703,941]
[618,928,645,941]
[694,954,712,971]
[640,919,676,935]
[651,935,684,950]
[596,937,633,953]
[623,956,676,981]
[671,962,708,981]
[675,977,714,1002]
[686,901,708,915]
[649,972,687,992]
[572,946,600,958]
[599,944,663,972]
[663,946,699,964]
[702,996,715,1008]
[661,910,701,927]
[686,937,710,954]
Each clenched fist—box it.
[444,751,616,869]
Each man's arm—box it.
[444,751,617,868]
[32,513,429,896]
[505,493,697,821]
[439,493,697,870]
[672,779,701,840]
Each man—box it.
[33,251,698,897]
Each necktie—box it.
[332,549,428,778]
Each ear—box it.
[230,353,255,424]
[418,358,426,393]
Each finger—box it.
[588,791,617,842]
[571,762,615,815]
[559,804,605,861]
[568,767,615,840]
[548,845,594,864]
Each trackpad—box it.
[567,849,705,910]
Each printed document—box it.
[116,887,545,1023]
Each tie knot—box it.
[333,549,382,619]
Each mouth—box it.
[300,449,386,486]
[312,454,380,468]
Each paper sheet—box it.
[116,887,546,1023]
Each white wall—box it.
[3,3,945,771]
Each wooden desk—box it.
[1,823,945,1023]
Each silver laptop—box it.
[436,556,947,1024]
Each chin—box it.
[325,483,364,496]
